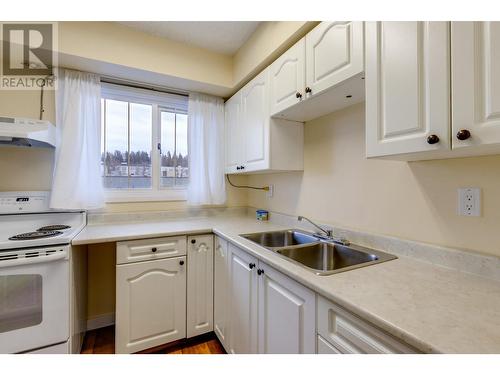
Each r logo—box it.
[2,23,53,76]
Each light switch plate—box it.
[458,188,481,216]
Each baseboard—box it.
[86,313,115,331]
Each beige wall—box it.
[247,103,500,258]
[59,22,233,90]
[87,242,116,320]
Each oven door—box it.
[0,246,69,353]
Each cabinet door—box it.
[270,38,306,116]
[187,235,214,338]
[116,257,186,354]
[452,22,500,149]
[241,68,270,172]
[225,93,244,173]
[257,262,315,354]
[214,236,229,349]
[227,244,258,354]
[365,22,450,157]
[305,21,364,97]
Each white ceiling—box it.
[117,21,262,56]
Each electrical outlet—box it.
[458,188,481,216]
[267,185,274,198]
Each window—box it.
[101,83,188,201]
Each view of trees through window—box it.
[101,97,189,190]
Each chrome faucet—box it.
[297,215,350,246]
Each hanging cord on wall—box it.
[39,75,54,120]
[226,175,270,191]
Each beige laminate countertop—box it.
[72,215,500,354]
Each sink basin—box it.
[240,229,396,276]
[275,242,396,275]
[241,230,319,248]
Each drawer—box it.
[317,296,419,354]
[117,236,187,265]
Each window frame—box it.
[101,83,189,203]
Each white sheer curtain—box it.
[50,69,105,210]
[187,92,226,205]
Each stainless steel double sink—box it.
[240,230,396,276]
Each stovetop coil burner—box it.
[37,225,71,232]
[9,231,63,241]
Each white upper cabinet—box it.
[306,21,364,97]
[241,68,270,172]
[270,38,306,116]
[365,22,450,158]
[224,93,243,173]
[452,22,500,150]
[225,67,304,175]
[271,21,365,122]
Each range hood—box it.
[0,117,56,148]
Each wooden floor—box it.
[81,325,226,354]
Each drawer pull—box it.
[179,260,184,266]
[191,239,196,244]
[151,247,157,253]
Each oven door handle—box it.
[0,252,68,269]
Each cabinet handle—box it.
[240,165,245,170]
[257,269,264,275]
[249,263,256,269]
[191,239,196,244]
[305,87,312,94]
[179,260,184,266]
[151,247,157,253]
[296,92,302,99]
[426,134,440,144]
[236,166,241,170]
[456,129,471,140]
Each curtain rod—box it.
[100,76,189,98]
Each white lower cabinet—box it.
[214,236,229,350]
[115,256,187,354]
[317,296,419,354]
[227,243,259,354]
[222,240,316,354]
[257,262,316,354]
[187,235,214,338]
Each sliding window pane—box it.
[160,111,176,188]
[175,113,189,187]
[103,99,128,189]
[129,103,152,188]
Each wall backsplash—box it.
[246,103,500,258]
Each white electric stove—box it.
[0,191,86,354]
